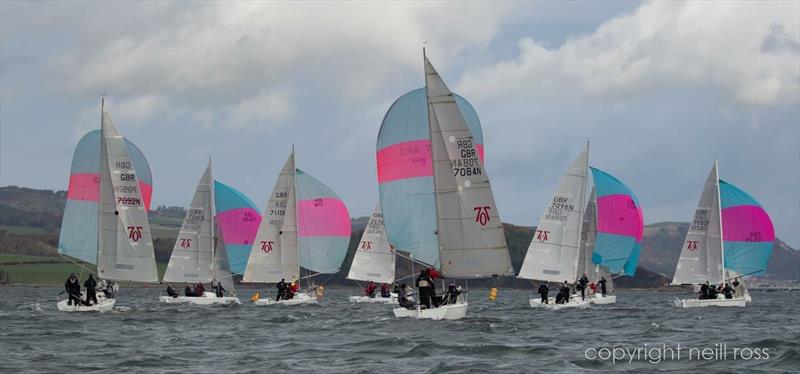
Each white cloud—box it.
[458,1,800,106]
[225,90,291,129]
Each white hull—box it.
[254,292,318,306]
[392,302,467,320]
[57,294,115,312]
[349,293,397,304]
[159,292,240,305]
[530,296,591,309]
[589,294,616,305]
[674,295,750,308]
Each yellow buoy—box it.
[251,292,260,302]
[315,285,325,298]
[488,287,498,301]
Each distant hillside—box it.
[1,186,797,286]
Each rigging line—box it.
[58,254,94,277]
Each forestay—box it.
[163,162,214,283]
[518,145,589,283]
[377,88,485,268]
[243,153,299,283]
[672,162,724,285]
[58,130,153,265]
[425,55,513,278]
[97,110,158,282]
[347,204,395,284]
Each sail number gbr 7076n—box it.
[451,139,482,177]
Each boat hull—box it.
[392,302,467,320]
[530,296,591,309]
[57,294,115,312]
[589,294,616,305]
[674,296,749,308]
[159,292,241,305]
[254,292,318,306]
[349,293,397,304]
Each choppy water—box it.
[0,287,798,373]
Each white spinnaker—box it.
[212,223,236,295]
[347,204,395,284]
[425,56,513,279]
[163,161,214,283]
[518,145,588,283]
[97,110,158,282]
[672,161,724,285]
[242,152,299,283]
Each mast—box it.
[574,140,589,279]
[715,158,726,279]
[209,158,216,283]
[422,47,442,270]
[96,97,105,276]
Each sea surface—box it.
[0,287,798,373]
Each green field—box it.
[0,254,167,285]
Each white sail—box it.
[518,145,589,283]
[212,223,236,295]
[424,55,513,279]
[97,109,158,282]
[346,204,395,283]
[242,152,299,283]
[672,161,724,285]
[577,187,598,279]
[163,161,214,283]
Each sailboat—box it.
[391,51,514,320]
[159,161,240,304]
[671,160,774,308]
[57,99,158,312]
[518,143,643,308]
[243,149,351,306]
[347,204,397,304]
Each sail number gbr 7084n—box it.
[451,139,482,177]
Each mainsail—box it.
[96,108,158,282]
[58,130,153,264]
[214,181,261,275]
[518,145,589,283]
[163,161,215,283]
[377,87,485,267]
[243,153,299,283]
[212,222,236,294]
[672,161,724,285]
[346,204,395,284]
[424,54,513,278]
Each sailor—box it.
[732,278,741,296]
[722,283,734,299]
[537,283,549,304]
[64,273,81,306]
[276,278,287,301]
[365,281,377,298]
[699,282,709,299]
[416,269,433,308]
[185,284,193,297]
[444,283,461,305]
[578,273,589,300]
[393,282,400,294]
[559,281,571,304]
[380,283,391,298]
[598,276,608,297]
[214,282,226,298]
[83,274,98,306]
[708,283,718,299]
[166,284,178,298]
[195,282,206,295]
[104,281,117,298]
[398,283,415,309]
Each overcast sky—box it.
[1,1,798,247]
